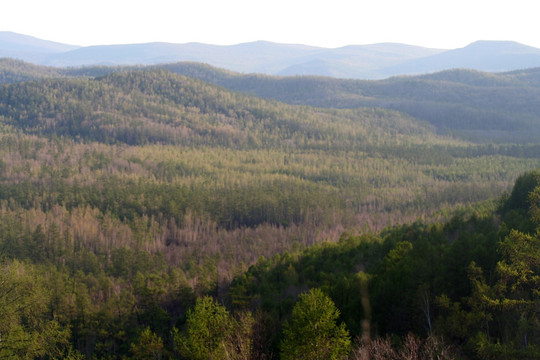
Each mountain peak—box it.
[0,31,80,53]
[2,32,540,79]
[463,40,540,54]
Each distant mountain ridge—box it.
[4,31,540,79]
[0,31,80,62]
[276,43,447,78]
[384,40,540,75]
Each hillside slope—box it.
[0,69,438,149]
[157,63,540,143]
[2,59,540,143]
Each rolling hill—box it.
[0,68,441,149]
[154,62,540,143]
[2,58,540,143]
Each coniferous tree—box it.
[281,288,351,360]
[173,296,233,360]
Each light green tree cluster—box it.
[0,260,82,359]
[281,288,351,360]
[173,296,253,360]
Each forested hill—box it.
[0,68,441,149]
[2,58,540,143]
[0,57,65,83]
[158,63,540,143]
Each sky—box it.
[2,0,540,49]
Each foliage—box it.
[468,217,540,357]
[0,60,540,359]
[159,62,540,143]
[281,288,351,360]
[0,260,78,359]
[173,296,234,360]
[129,327,164,360]
[4,59,540,143]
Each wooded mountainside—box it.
[0,59,539,359]
[4,58,540,143]
[158,63,540,143]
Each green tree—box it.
[485,229,540,357]
[281,288,351,360]
[0,260,76,359]
[222,311,254,360]
[466,182,540,359]
[129,327,164,360]
[173,296,233,360]
[530,185,540,225]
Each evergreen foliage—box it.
[0,61,539,358]
[281,288,351,360]
[174,296,234,360]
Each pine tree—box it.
[173,296,233,360]
[281,288,351,360]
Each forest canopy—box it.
[0,60,539,358]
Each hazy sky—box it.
[2,0,539,49]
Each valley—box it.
[0,57,539,359]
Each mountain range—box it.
[3,31,540,79]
